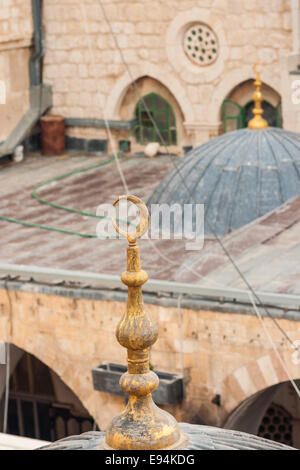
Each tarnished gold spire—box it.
[104,195,187,450]
[248,62,269,130]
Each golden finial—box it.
[248,62,269,130]
[104,195,187,450]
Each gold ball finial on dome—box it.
[248,62,269,130]
[104,196,188,450]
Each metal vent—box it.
[258,403,293,447]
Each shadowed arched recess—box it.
[118,75,185,146]
[0,344,95,442]
[223,380,300,449]
[209,66,281,124]
[105,64,194,123]
[222,79,282,132]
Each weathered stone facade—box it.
[0,0,300,442]
[0,286,299,431]
[0,0,32,141]
[0,1,299,152]
[41,0,296,153]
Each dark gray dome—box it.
[40,424,295,450]
[148,128,300,237]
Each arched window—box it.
[135,93,177,146]
[222,80,282,133]
[222,99,282,132]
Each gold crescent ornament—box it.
[111,195,150,245]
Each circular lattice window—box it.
[183,23,219,66]
[258,403,293,447]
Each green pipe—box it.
[0,127,138,239]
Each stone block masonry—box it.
[0,1,295,147]
[0,0,33,141]
[42,0,293,151]
[0,285,298,430]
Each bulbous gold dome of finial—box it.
[248,62,269,130]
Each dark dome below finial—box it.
[39,423,295,450]
[148,128,300,237]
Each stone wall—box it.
[43,0,293,152]
[0,0,32,141]
[0,286,299,430]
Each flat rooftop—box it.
[0,152,300,301]
[0,152,187,279]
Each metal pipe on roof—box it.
[0,263,299,311]
[30,0,44,87]
[0,0,52,159]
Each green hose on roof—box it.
[0,126,138,239]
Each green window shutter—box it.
[135,93,177,146]
[222,99,246,133]
[275,102,283,128]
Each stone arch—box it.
[221,350,299,418]
[226,80,281,109]
[209,67,282,124]
[222,376,300,448]
[9,336,84,407]
[104,63,195,123]
[118,76,185,146]
[0,342,95,439]
[0,288,126,431]
[6,333,124,432]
